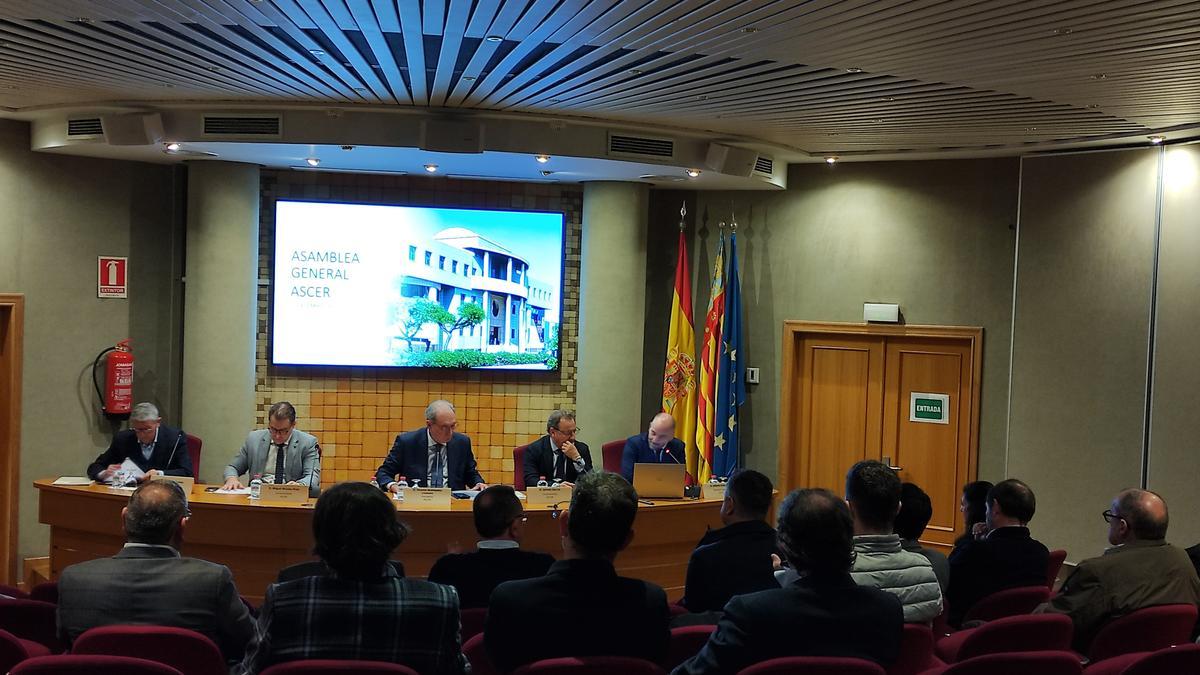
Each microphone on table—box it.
[165,432,183,471]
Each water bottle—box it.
[536,475,549,488]
[249,473,263,500]
[369,475,379,490]
[709,476,721,486]
[551,478,564,487]
[393,476,409,502]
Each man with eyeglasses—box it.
[522,409,593,488]
[1039,488,1200,651]
[376,399,487,492]
[428,485,554,608]
[87,401,193,483]
[223,401,322,497]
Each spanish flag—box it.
[694,231,726,484]
[662,230,698,484]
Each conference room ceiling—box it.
[0,0,1197,159]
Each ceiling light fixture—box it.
[1149,135,1166,144]
[1090,73,1107,80]
[741,26,759,33]
[309,49,325,56]
[825,156,838,164]
[305,157,320,167]
[630,69,643,75]
[1052,27,1073,36]
[686,168,701,178]
[484,35,503,42]
[846,67,864,73]
[882,96,895,102]
[164,142,180,152]
[535,154,551,163]
[424,163,438,173]
[462,75,476,81]
[548,98,561,104]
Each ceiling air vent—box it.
[67,118,104,138]
[607,132,675,159]
[753,155,774,176]
[202,113,282,138]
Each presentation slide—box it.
[273,200,564,370]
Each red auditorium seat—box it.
[28,582,57,605]
[460,607,487,642]
[72,625,226,675]
[0,628,33,674]
[462,633,498,675]
[886,623,942,675]
[935,614,1073,663]
[0,598,60,653]
[600,440,624,473]
[1084,603,1199,663]
[1046,550,1067,589]
[960,585,1050,624]
[513,444,529,489]
[1085,643,1200,675]
[0,584,28,599]
[185,433,203,479]
[11,654,184,675]
[737,656,886,674]
[923,650,1083,675]
[512,656,667,674]
[260,661,419,674]
[662,624,716,671]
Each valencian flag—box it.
[662,229,699,484]
[712,229,745,478]
[694,230,726,484]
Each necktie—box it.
[553,452,564,481]
[274,444,286,484]
[431,444,444,488]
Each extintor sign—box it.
[98,256,128,298]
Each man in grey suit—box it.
[57,480,256,663]
[223,401,321,497]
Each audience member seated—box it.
[673,488,903,674]
[680,469,779,613]
[895,482,949,594]
[236,482,466,674]
[427,485,555,608]
[86,402,193,483]
[1039,488,1200,651]
[956,481,994,548]
[845,461,943,623]
[946,479,1049,627]
[522,409,593,487]
[57,481,254,663]
[621,413,686,482]
[485,471,669,673]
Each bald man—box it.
[620,413,686,482]
[1040,489,1200,651]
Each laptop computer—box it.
[632,463,687,499]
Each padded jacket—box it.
[851,534,944,623]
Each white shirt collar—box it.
[477,539,520,550]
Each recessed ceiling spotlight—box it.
[1086,103,1100,109]
[424,163,438,173]
[164,142,180,152]
[870,118,883,123]
[1051,27,1073,36]
[353,87,366,92]
[1090,73,1107,80]
[630,69,643,75]
[881,96,896,102]
[309,49,325,56]
[698,94,708,100]
[686,168,701,178]
[825,156,838,164]
[1024,127,1038,132]
[1149,135,1166,144]
[205,65,220,71]
[535,154,551,163]
[340,145,354,151]
[846,67,864,73]
[462,75,476,81]
[305,157,320,167]
[73,17,93,23]
[548,98,561,104]
[484,35,503,42]
[741,26,759,33]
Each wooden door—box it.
[0,294,23,585]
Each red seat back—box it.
[738,656,886,674]
[185,433,203,479]
[73,625,226,675]
[1122,643,1200,675]
[962,585,1050,623]
[0,598,60,652]
[0,628,32,675]
[1087,603,1200,662]
[28,582,57,605]
[956,614,1073,662]
[260,661,418,674]
[461,607,487,642]
[513,656,666,674]
[463,633,498,675]
[11,654,184,675]
[940,651,1082,675]
[1046,550,1067,589]
[662,624,715,671]
[601,440,624,473]
[0,584,28,599]
[513,444,529,490]
[887,623,937,675]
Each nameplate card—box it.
[151,474,195,493]
[526,485,572,506]
[258,484,308,503]
[399,488,452,509]
[701,483,727,501]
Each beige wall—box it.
[0,120,180,564]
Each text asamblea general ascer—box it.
[289,249,360,297]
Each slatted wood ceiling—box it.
[0,0,1196,154]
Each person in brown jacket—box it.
[1041,488,1200,651]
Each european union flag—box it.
[712,230,744,478]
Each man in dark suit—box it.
[428,485,554,608]
[522,409,593,487]
[375,399,486,491]
[620,412,686,482]
[946,478,1049,627]
[673,488,903,674]
[86,402,193,483]
[486,472,670,673]
[680,469,779,613]
[57,481,255,663]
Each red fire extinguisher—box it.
[92,339,134,419]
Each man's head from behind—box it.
[845,460,901,534]
[1108,488,1169,546]
[894,482,933,541]
[313,481,409,580]
[721,469,773,525]
[473,485,525,542]
[986,479,1036,529]
[777,488,856,576]
[564,471,638,560]
[123,480,189,549]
